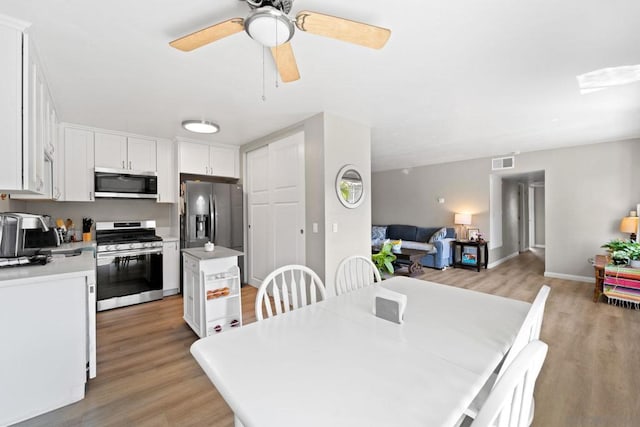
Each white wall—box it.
[322,113,371,294]
[18,199,174,237]
[372,139,640,280]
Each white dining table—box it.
[190,276,530,427]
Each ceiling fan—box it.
[169,0,391,83]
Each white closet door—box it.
[270,132,305,268]
[247,146,271,285]
[246,131,305,287]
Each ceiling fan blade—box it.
[169,18,244,51]
[295,11,391,49]
[270,42,300,83]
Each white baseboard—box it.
[488,252,519,269]
[533,244,546,248]
[543,272,593,283]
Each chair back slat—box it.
[335,255,382,296]
[255,265,326,321]
[281,279,290,313]
[272,279,282,316]
[471,340,548,427]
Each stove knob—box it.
[144,242,152,248]
[116,244,128,251]
[107,245,116,252]
[132,243,143,249]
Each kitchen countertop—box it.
[0,250,95,287]
[182,246,244,261]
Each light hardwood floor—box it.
[17,249,640,426]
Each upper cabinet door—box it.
[127,137,156,172]
[0,23,22,191]
[156,139,175,203]
[180,141,210,175]
[63,127,95,202]
[210,145,238,178]
[94,132,127,169]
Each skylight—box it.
[576,64,640,94]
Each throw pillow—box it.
[428,227,447,243]
[371,226,387,241]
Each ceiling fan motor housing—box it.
[245,0,293,14]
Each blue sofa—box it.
[372,224,456,270]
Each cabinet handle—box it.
[89,191,93,200]
[129,161,132,170]
[122,160,125,168]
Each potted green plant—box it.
[372,241,397,276]
[601,239,640,267]
[626,242,640,268]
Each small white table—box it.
[191,276,530,427]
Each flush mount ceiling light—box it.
[181,120,220,134]
[244,6,294,47]
[577,64,640,94]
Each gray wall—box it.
[534,187,545,246]
[372,139,640,279]
[501,179,520,257]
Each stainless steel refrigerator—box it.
[180,180,244,280]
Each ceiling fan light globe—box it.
[182,120,220,134]
[245,6,294,47]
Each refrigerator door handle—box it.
[209,194,215,243]
[213,195,218,243]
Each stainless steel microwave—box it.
[94,167,158,199]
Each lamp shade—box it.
[620,216,639,233]
[454,213,472,225]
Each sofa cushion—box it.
[416,227,435,243]
[387,225,418,242]
[402,241,435,252]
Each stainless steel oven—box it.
[96,220,163,311]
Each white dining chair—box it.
[335,255,381,296]
[255,264,326,321]
[470,340,549,427]
[465,285,550,422]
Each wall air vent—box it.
[492,156,515,170]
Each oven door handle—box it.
[97,248,163,259]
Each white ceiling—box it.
[1,0,639,172]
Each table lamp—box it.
[454,213,472,240]
[620,212,639,241]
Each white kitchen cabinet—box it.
[182,248,243,338]
[179,140,239,178]
[0,16,49,195]
[94,132,156,172]
[162,239,180,296]
[156,138,176,203]
[63,127,95,201]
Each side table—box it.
[592,255,608,303]
[452,240,489,272]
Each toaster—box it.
[0,213,50,258]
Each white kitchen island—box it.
[0,249,96,426]
[182,246,243,338]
